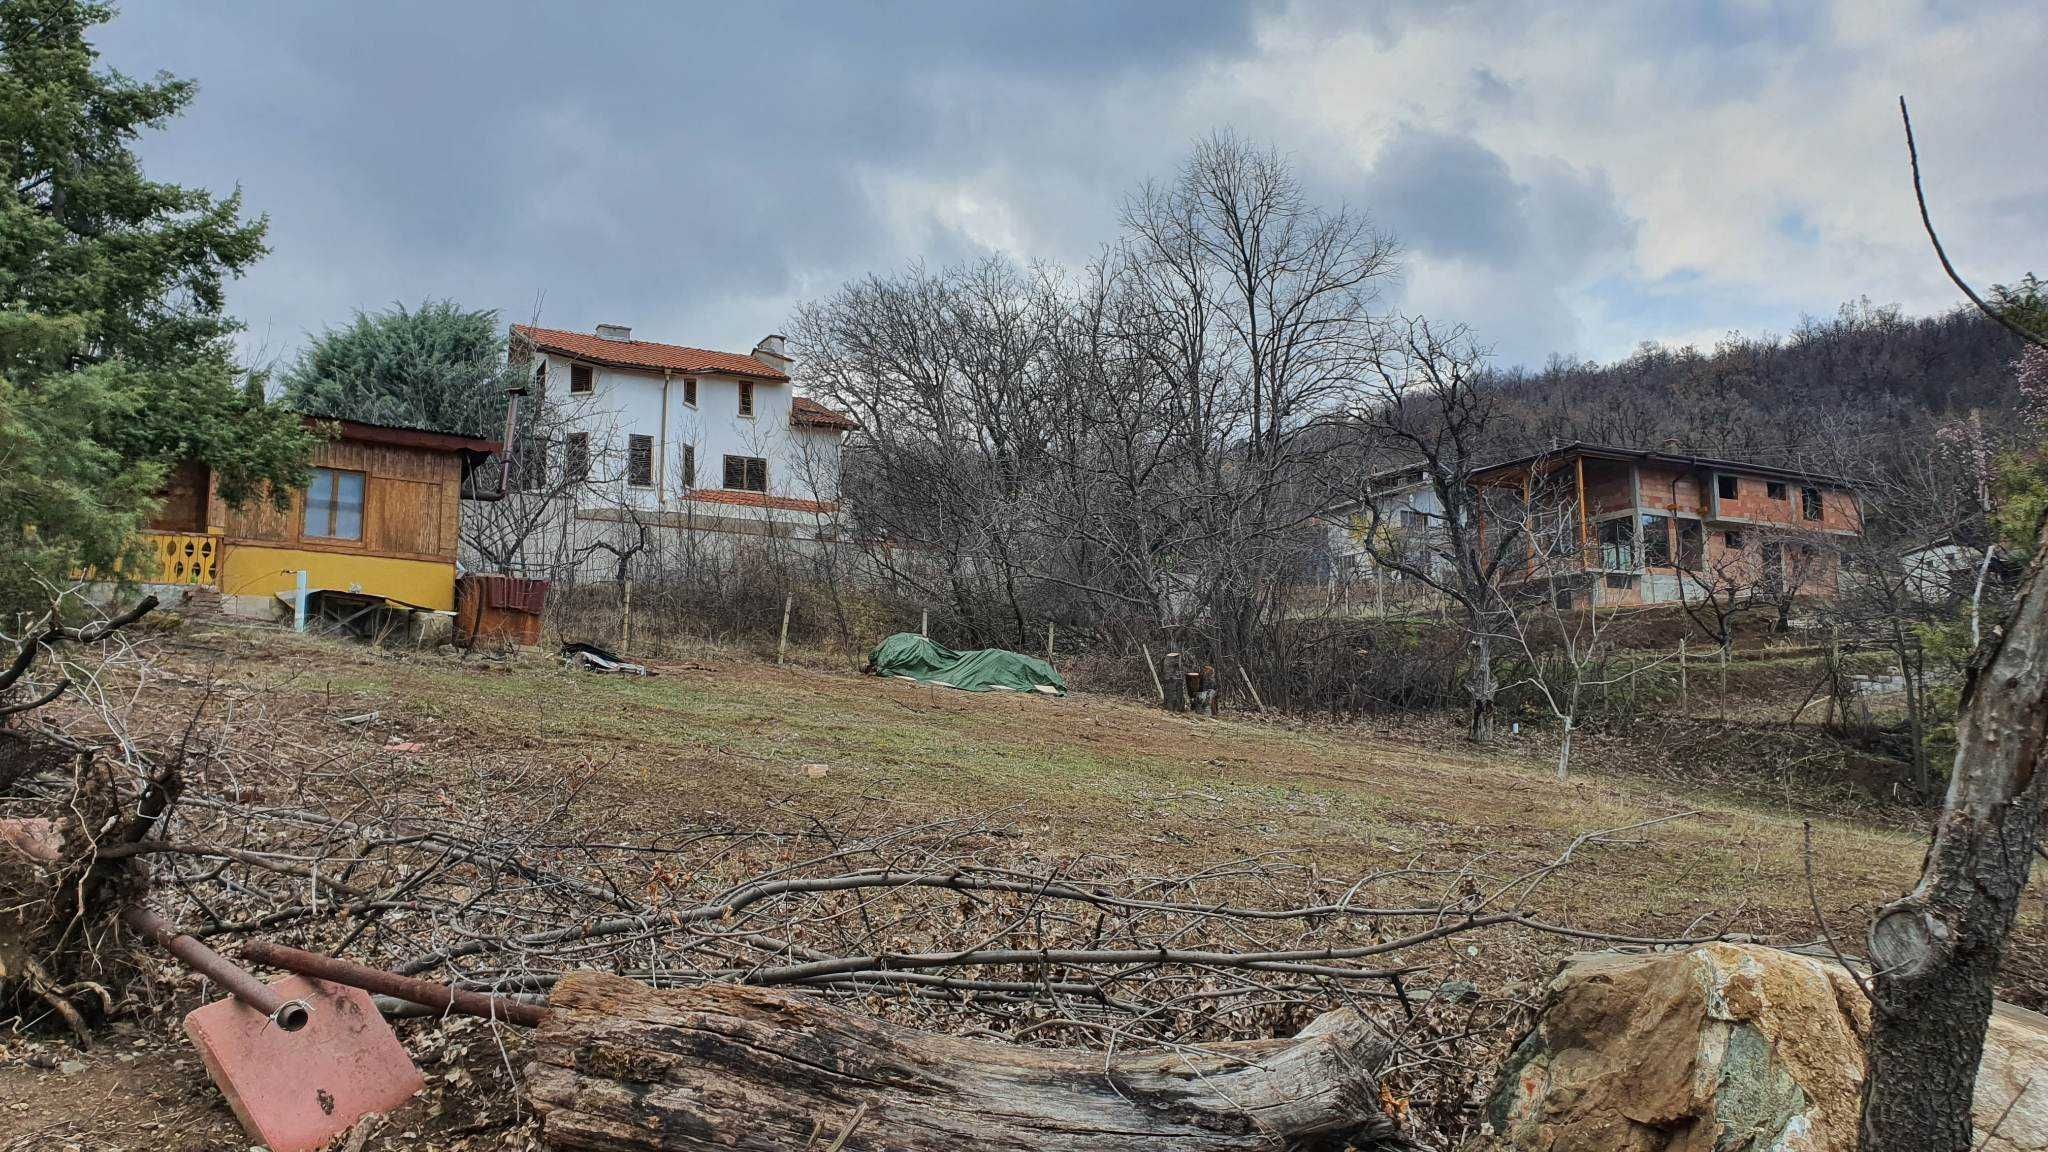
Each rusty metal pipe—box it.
[239,940,547,1027]
[123,907,310,1032]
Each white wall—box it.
[538,351,843,519]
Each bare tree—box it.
[1350,319,1527,741]
[1483,489,1672,779]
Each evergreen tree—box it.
[0,0,315,615]
[280,299,509,438]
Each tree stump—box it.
[526,972,1404,1151]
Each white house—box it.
[508,323,857,541]
[1320,465,1453,589]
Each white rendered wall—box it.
[538,351,842,518]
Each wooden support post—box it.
[920,609,928,638]
[1142,645,1165,706]
[776,592,793,666]
[1046,621,1055,665]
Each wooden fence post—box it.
[920,609,928,639]
[1679,636,1688,716]
[1142,646,1165,706]
[621,579,633,654]
[777,592,793,666]
[1046,621,1055,665]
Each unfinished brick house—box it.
[1471,442,1864,609]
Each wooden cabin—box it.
[140,420,500,618]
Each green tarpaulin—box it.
[866,633,1068,696]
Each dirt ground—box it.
[2,620,2039,1150]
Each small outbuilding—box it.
[139,418,501,620]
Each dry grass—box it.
[272,629,1942,944]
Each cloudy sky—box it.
[94,1,2045,371]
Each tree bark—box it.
[526,972,1404,1152]
[1468,628,1496,743]
[1860,526,2048,1151]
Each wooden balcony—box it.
[137,531,221,586]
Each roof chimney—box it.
[751,333,791,370]
[595,323,632,342]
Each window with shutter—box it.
[627,435,654,486]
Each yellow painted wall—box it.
[220,544,457,612]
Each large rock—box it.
[1486,942,2047,1151]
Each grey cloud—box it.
[82,0,2047,372]
[93,1,1256,360]
[1360,125,1528,263]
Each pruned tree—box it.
[1852,96,2048,1152]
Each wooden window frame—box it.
[722,454,768,493]
[564,432,591,482]
[303,467,367,542]
[569,362,595,395]
[738,380,755,418]
[682,377,698,406]
[680,443,696,490]
[626,434,655,487]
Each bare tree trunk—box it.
[1468,628,1496,743]
[1859,528,2048,1151]
[526,973,1403,1152]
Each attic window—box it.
[570,363,594,394]
[1801,486,1823,520]
[1766,481,1787,500]
[738,381,755,417]
[1716,475,1738,500]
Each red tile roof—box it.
[791,395,859,431]
[512,324,789,381]
[684,488,839,515]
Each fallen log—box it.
[527,971,1406,1151]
